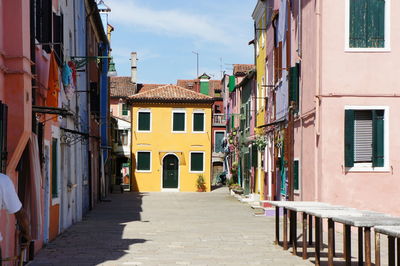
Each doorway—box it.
[162,154,179,189]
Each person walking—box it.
[0,173,31,265]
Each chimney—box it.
[130,52,137,84]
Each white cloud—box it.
[107,0,235,45]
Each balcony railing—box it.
[213,114,226,126]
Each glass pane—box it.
[137,152,150,170]
[191,152,204,171]
[193,113,204,132]
[173,113,185,131]
[214,132,224,153]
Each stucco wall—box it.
[131,103,212,192]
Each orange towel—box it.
[46,51,60,108]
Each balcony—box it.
[213,114,226,126]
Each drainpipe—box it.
[314,0,322,201]
[298,0,302,58]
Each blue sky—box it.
[106,0,257,84]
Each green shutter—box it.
[191,152,204,171]
[294,160,299,191]
[289,63,300,112]
[231,114,234,129]
[367,0,385,48]
[193,113,204,132]
[138,112,150,131]
[350,0,368,47]
[51,138,58,197]
[372,110,384,167]
[252,145,258,167]
[173,113,185,131]
[240,106,245,130]
[137,152,150,170]
[229,75,236,92]
[344,110,355,167]
[200,82,209,95]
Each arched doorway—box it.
[162,154,179,189]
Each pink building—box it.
[288,0,400,215]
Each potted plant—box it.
[196,174,206,192]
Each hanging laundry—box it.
[62,62,72,87]
[68,61,77,86]
[46,51,60,109]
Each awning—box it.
[158,151,186,165]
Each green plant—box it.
[196,174,206,191]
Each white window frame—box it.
[213,130,226,153]
[344,105,389,172]
[189,151,205,173]
[344,0,391,52]
[137,109,152,133]
[172,109,186,133]
[192,110,206,133]
[136,151,152,173]
[121,103,129,116]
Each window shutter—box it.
[173,113,185,131]
[252,145,258,167]
[367,0,385,48]
[137,152,150,170]
[344,110,355,167]
[349,0,368,47]
[42,0,53,53]
[354,111,373,162]
[229,75,236,92]
[240,105,245,130]
[193,113,204,132]
[138,112,150,131]
[289,63,300,112]
[372,110,384,167]
[191,153,204,171]
[294,160,299,191]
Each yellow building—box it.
[252,0,267,199]
[128,85,214,192]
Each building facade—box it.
[128,85,214,192]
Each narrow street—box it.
[30,188,313,266]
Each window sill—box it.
[137,130,151,133]
[345,166,391,173]
[136,170,151,173]
[192,131,206,134]
[189,170,205,174]
[345,47,391,53]
[172,131,187,134]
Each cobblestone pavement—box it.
[29,188,390,266]
[30,188,314,266]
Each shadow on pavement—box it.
[30,192,148,265]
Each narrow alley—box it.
[30,189,313,266]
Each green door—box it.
[163,155,179,188]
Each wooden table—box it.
[307,209,387,266]
[332,216,400,266]
[267,201,331,251]
[374,225,400,266]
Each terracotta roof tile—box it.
[129,84,213,102]
[110,77,136,97]
[137,84,166,93]
[233,64,254,76]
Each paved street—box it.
[30,188,314,266]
